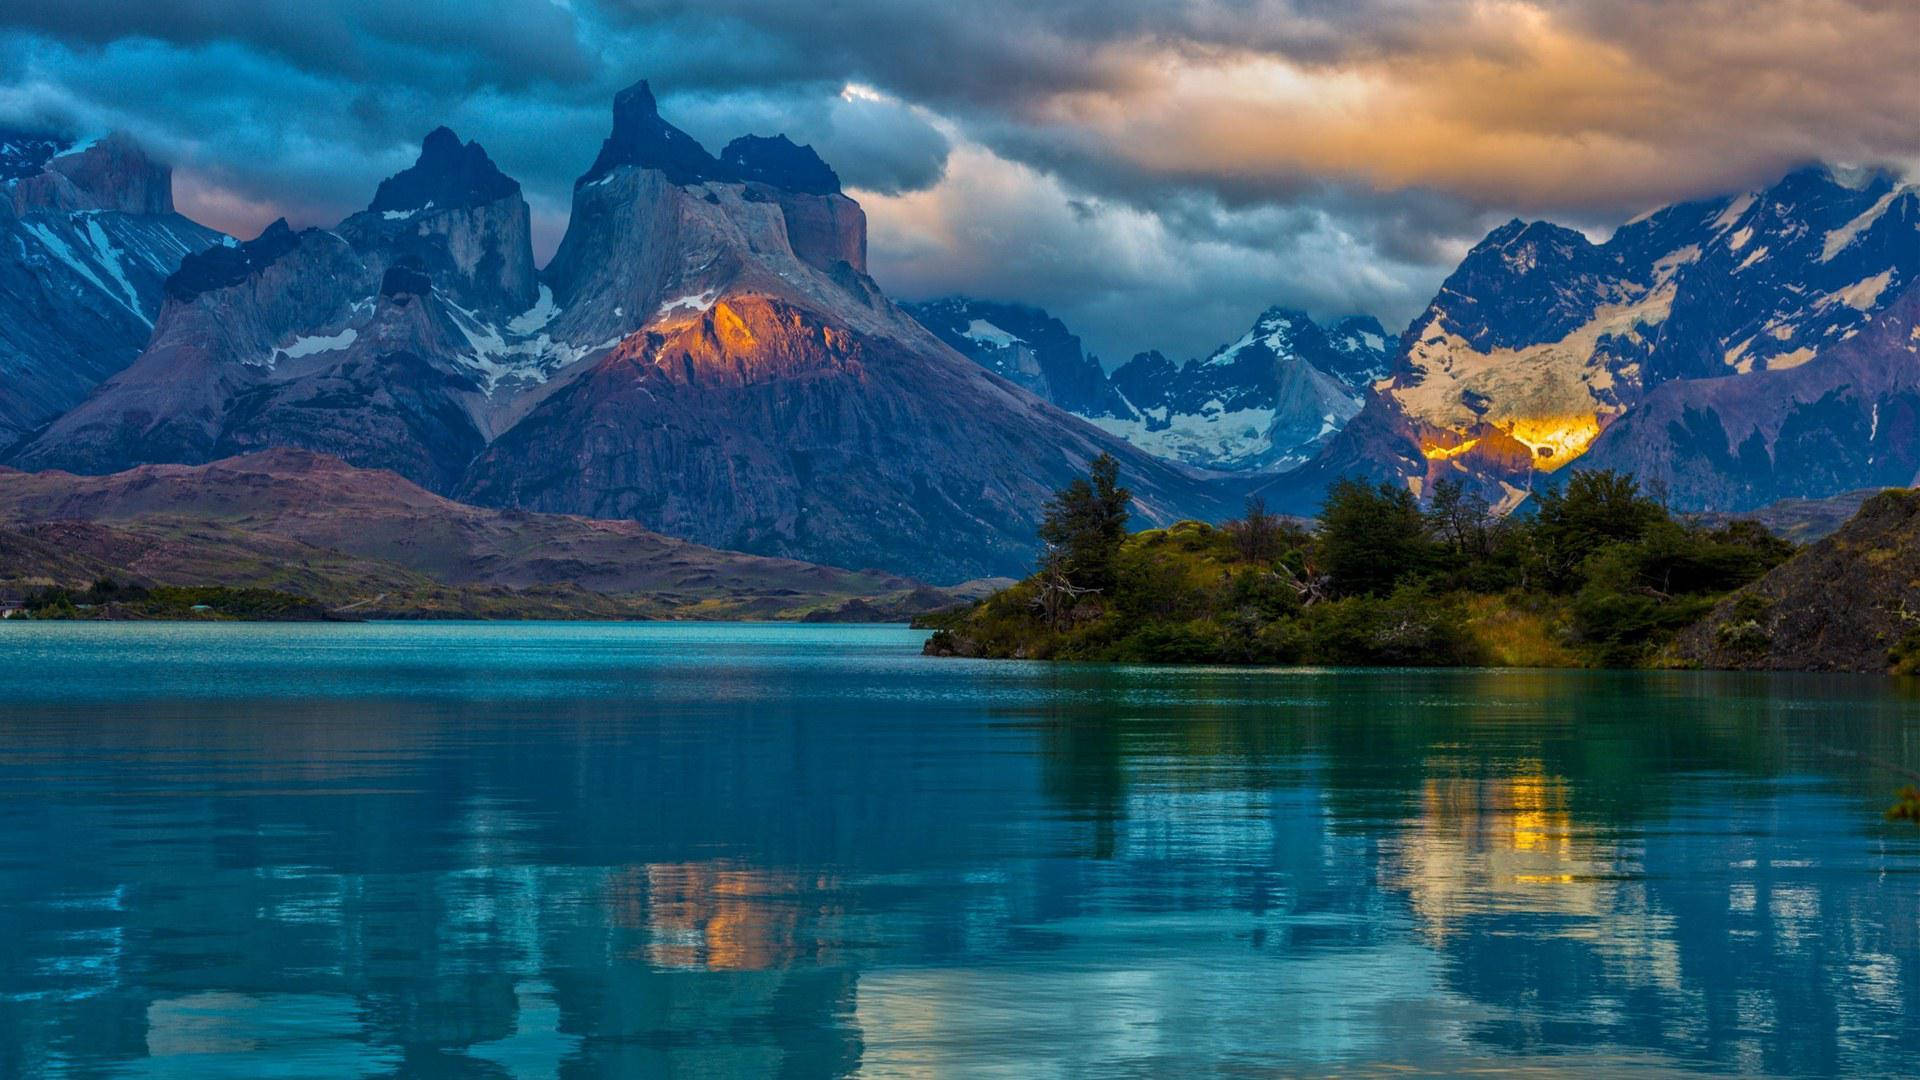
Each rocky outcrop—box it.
[1675,488,1920,672]
[0,129,224,447]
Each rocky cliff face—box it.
[335,126,537,315]
[9,84,1226,582]
[1262,165,1920,514]
[0,129,223,447]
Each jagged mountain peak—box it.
[0,126,73,181]
[580,78,722,188]
[1771,161,1896,200]
[1434,216,1621,352]
[1470,218,1597,268]
[904,296,1128,418]
[368,127,520,214]
[1238,307,1327,354]
[577,80,847,199]
[1330,312,1389,339]
[1083,307,1376,472]
[922,297,1392,473]
[1325,314,1393,387]
[1109,350,1177,404]
[340,126,537,315]
[2,129,175,216]
[165,218,308,303]
[1252,304,1313,328]
[1201,306,1333,370]
[720,134,840,195]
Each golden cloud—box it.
[1021,0,1919,212]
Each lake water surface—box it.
[1,622,1917,1077]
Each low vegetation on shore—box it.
[923,455,1794,668]
[7,579,340,621]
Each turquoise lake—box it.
[1,621,1917,1076]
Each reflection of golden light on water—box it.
[601,862,836,972]
[1381,762,1683,992]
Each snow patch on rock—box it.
[279,328,358,360]
[505,284,559,334]
[962,319,1021,348]
[1820,187,1910,262]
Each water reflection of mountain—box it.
[1,630,1917,1075]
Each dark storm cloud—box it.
[660,87,950,196]
[0,0,597,88]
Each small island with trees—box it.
[921,454,1802,668]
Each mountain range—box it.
[920,165,1918,520]
[4,82,1229,583]
[1,86,1916,596]
[915,298,1390,472]
[1257,165,1919,514]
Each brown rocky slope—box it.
[1675,488,1920,672]
[0,449,986,619]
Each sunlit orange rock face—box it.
[604,296,868,388]
[1414,423,1546,506]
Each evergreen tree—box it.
[1038,453,1132,592]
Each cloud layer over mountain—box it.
[4,0,1914,361]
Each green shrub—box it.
[1715,619,1771,653]
[1303,588,1480,666]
